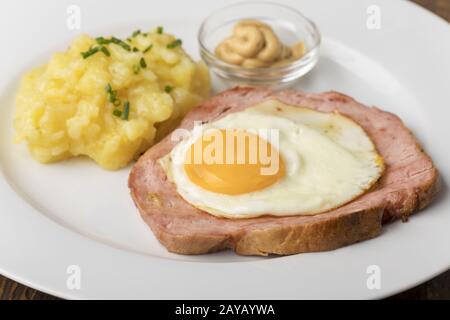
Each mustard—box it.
[215,19,305,68]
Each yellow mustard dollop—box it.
[215,19,305,68]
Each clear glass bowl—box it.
[198,1,321,87]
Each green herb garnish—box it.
[107,84,129,119]
[100,46,110,56]
[113,109,122,117]
[133,47,139,52]
[81,45,110,59]
[164,85,173,93]
[167,39,182,49]
[122,101,130,120]
[96,37,110,45]
[140,57,147,68]
[95,36,131,51]
[132,30,141,37]
[81,46,100,59]
[157,26,164,34]
[143,44,153,53]
[111,37,131,51]
[105,83,120,105]
[107,87,117,102]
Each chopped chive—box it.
[132,47,139,52]
[105,83,124,110]
[126,37,132,42]
[132,64,140,74]
[167,39,182,49]
[132,29,141,37]
[81,46,100,59]
[109,90,117,103]
[143,33,148,37]
[157,26,163,34]
[113,109,122,117]
[95,36,132,51]
[140,57,147,68]
[111,37,131,51]
[108,90,116,103]
[81,45,111,58]
[164,85,173,93]
[122,101,130,120]
[100,46,110,56]
[96,37,111,45]
[143,44,153,53]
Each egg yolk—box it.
[184,129,285,195]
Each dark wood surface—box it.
[1,0,449,300]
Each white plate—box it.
[0,0,449,299]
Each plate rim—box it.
[1,0,450,299]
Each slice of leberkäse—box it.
[129,87,439,256]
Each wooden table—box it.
[1,0,449,300]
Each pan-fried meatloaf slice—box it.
[129,87,439,256]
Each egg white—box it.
[159,100,384,218]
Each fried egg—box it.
[159,100,384,218]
